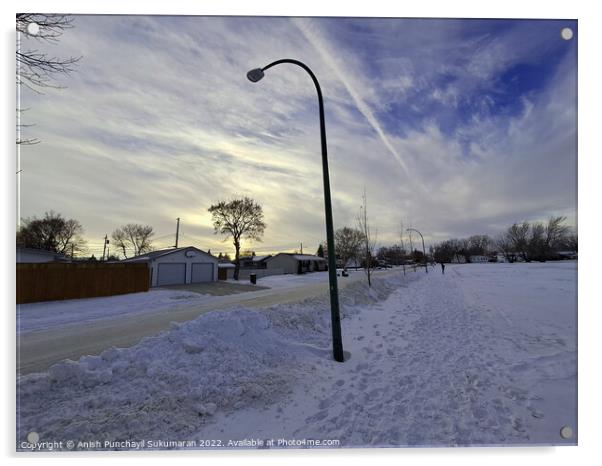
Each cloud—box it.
[18,16,577,256]
[292,17,411,178]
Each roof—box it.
[121,246,217,262]
[218,263,236,268]
[17,248,70,261]
[267,253,326,262]
[239,255,272,262]
[293,254,326,261]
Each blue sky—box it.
[18,16,577,257]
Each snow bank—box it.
[17,271,413,449]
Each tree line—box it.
[432,216,577,263]
[318,229,423,268]
[16,211,156,261]
[16,196,267,277]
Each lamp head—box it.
[247,68,265,83]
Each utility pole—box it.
[175,217,180,248]
[300,242,303,254]
[102,234,108,261]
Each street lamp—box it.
[247,59,345,363]
[406,228,428,274]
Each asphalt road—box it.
[17,269,401,375]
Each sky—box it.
[17,16,577,258]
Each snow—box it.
[251,269,366,289]
[17,289,211,334]
[16,262,577,449]
[17,269,364,338]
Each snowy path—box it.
[200,263,577,447]
[17,263,576,449]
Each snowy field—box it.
[16,262,577,450]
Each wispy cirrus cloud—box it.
[292,17,411,178]
[18,16,577,256]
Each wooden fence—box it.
[17,262,150,304]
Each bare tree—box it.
[399,221,407,275]
[468,235,492,256]
[495,233,515,262]
[507,222,530,261]
[17,210,87,257]
[456,238,471,263]
[333,227,364,269]
[16,14,80,144]
[111,224,155,258]
[564,232,578,252]
[528,222,546,261]
[357,189,377,286]
[545,216,570,252]
[208,197,266,280]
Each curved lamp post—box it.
[406,228,428,274]
[247,59,345,363]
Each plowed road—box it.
[18,269,405,375]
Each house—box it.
[556,251,578,260]
[121,246,218,287]
[17,247,70,263]
[265,253,327,275]
[238,255,272,269]
[493,253,506,263]
[345,258,361,269]
[493,252,524,263]
[217,263,235,280]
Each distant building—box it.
[217,263,236,280]
[265,253,327,274]
[345,258,361,269]
[121,246,218,286]
[17,248,70,263]
[238,255,272,269]
[556,251,578,260]
[469,255,490,263]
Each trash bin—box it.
[250,273,257,285]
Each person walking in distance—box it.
[440,262,445,274]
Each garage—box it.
[191,263,214,283]
[157,263,186,286]
[121,246,219,287]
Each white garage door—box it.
[157,263,186,286]
[191,263,214,283]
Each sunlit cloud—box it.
[18,16,577,256]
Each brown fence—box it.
[17,262,150,304]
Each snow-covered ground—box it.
[17,289,211,334]
[17,273,328,335]
[17,269,367,335]
[16,262,577,450]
